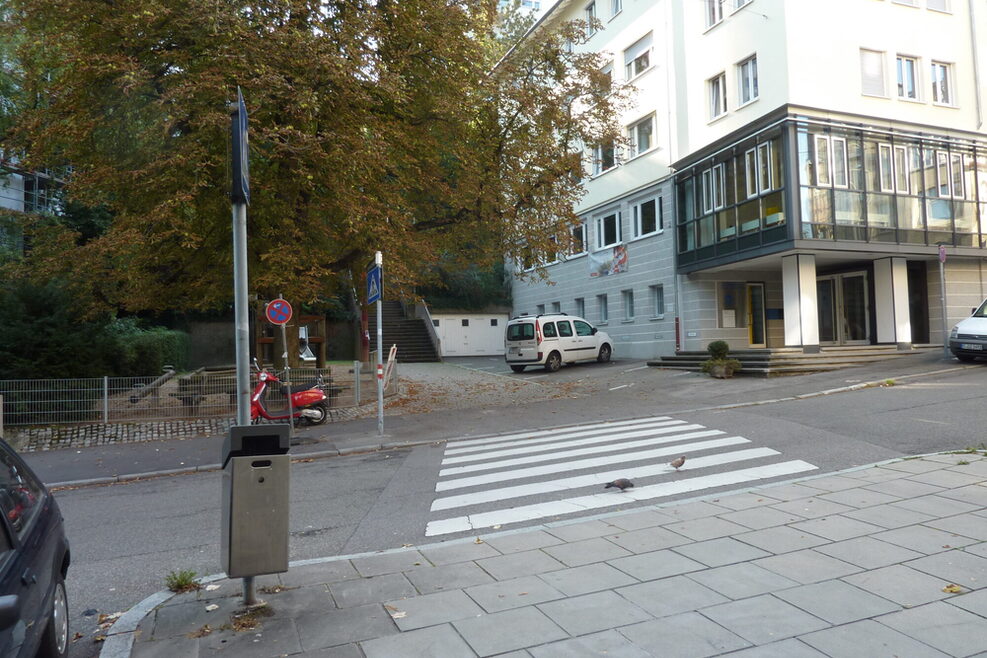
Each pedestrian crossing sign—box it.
[367,265,382,304]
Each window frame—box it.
[701,164,726,214]
[585,1,597,35]
[593,140,617,175]
[628,114,655,157]
[610,0,622,18]
[896,54,919,100]
[650,284,665,318]
[860,48,887,97]
[597,293,609,323]
[574,297,585,318]
[623,33,653,80]
[570,222,587,256]
[632,197,662,238]
[708,72,727,120]
[622,289,635,321]
[737,55,759,106]
[705,0,724,28]
[595,211,622,249]
[931,61,953,106]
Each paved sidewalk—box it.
[110,452,987,658]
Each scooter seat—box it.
[282,378,325,395]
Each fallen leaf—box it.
[943,583,964,593]
[205,584,221,591]
[71,632,83,642]
[205,604,219,612]
[492,525,501,529]
[390,611,407,619]
[474,538,484,544]
[384,604,399,612]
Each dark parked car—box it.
[0,439,70,658]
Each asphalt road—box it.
[51,360,987,657]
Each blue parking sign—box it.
[367,265,382,304]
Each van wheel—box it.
[597,344,612,363]
[544,352,562,372]
[510,365,526,373]
[38,576,68,658]
[956,353,976,363]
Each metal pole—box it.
[353,361,361,405]
[233,202,251,426]
[281,321,293,438]
[939,256,949,359]
[103,376,109,423]
[376,297,384,436]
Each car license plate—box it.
[510,347,520,355]
[960,343,983,350]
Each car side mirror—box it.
[591,327,598,335]
[0,595,20,631]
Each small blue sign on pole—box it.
[367,266,382,304]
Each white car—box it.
[504,313,613,373]
[949,298,987,362]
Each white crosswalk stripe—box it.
[425,415,817,537]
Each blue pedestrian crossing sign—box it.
[367,265,382,304]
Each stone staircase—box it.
[368,301,440,363]
[648,344,940,377]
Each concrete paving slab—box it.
[654,500,729,521]
[663,516,751,542]
[755,483,826,501]
[279,562,359,588]
[771,497,853,520]
[420,540,502,566]
[950,588,987,616]
[544,519,618,542]
[818,488,901,509]
[294,604,398,651]
[464,575,564,613]
[686,562,800,600]
[542,536,632,567]
[608,549,705,582]
[862,478,946,499]
[872,524,978,554]
[361,624,475,658]
[734,525,829,554]
[719,506,803,530]
[878,601,987,657]
[773,579,900,624]
[481,530,564,555]
[329,573,416,608]
[708,492,783,511]
[151,596,242,639]
[350,551,429,577]
[605,509,678,531]
[721,637,827,658]
[605,525,690,553]
[906,549,987,590]
[883,458,955,474]
[198,618,301,657]
[937,484,987,507]
[891,494,982,518]
[453,606,567,657]
[616,574,728,617]
[907,469,986,489]
[843,502,936,529]
[790,515,883,541]
[298,643,365,658]
[799,618,950,658]
[793,475,864,492]
[815,536,924,569]
[843,564,953,606]
[617,611,751,658]
[384,590,484,631]
[476,549,565,581]
[701,594,829,645]
[671,536,771,567]
[753,549,862,584]
[537,562,638,597]
[264,585,334,619]
[131,637,199,658]
[537,590,652,635]
[405,561,494,595]
[924,513,987,541]
[528,629,651,657]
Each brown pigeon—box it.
[670,456,686,470]
[604,478,634,491]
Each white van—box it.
[504,313,613,373]
[949,299,987,362]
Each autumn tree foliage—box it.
[1,0,630,313]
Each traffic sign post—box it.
[265,297,294,438]
[265,298,293,325]
[367,252,384,436]
[938,243,949,359]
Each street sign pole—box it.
[375,252,384,436]
[939,244,949,360]
[279,296,293,441]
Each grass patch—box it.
[165,570,201,593]
[258,585,297,595]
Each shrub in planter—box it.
[700,340,742,378]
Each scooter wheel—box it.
[305,401,330,425]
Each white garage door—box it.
[432,315,508,356]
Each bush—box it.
[109,320,190,375]
[700,340,741,376]
[706,340,730,360]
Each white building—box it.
[511,0,987,359]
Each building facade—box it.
[511,0,987,359]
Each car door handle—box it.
[21,569,37,586]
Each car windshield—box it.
[507,323,535,341]
[975,301,987,318]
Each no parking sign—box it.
[265,298,293,325]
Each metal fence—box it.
[0,361,398,427]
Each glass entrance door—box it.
[747,283,766,347]
[817,272,869,345]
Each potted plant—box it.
[700,340,742,379]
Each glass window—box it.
[611,0,622,17]
[814,136,831,186]
[557,320,574,337]
[705,0,723,28]
[629,115,654,156]
[757,142,772,193]
[651,284,665,316]
[622,290,635,320]
[543,322,557,338]
[897,55,918,99]
[894,145,909,193]
[624,33,653,79]
[833,137,848,188]
[432,319,439,327]
[744,149,757,198]
[709,73,727,119]
[507,323,535,340]
[594,141,616,175]
[551,301,561,313]
[937,151,950,196]
[701,164,726,213]
[738,55,758,105]
[574,297,585,317]
[931,61,952,104]
[951,153,964,198]
[927,0,950,11]
[597,294,608,322]
[596,211,621,248]
[490,319,498,327]
[574,320,594,336]
[0,451,43,539]
[879,143,894,192]
[461,319,469,327]
[536,304,545,314]
[860,49,886,96]
[585,1,597,35]
[570,223,586,255]
[633,198,661,237]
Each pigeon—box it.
[669,456,686,470]
[604,478,634,491]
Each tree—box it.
[2,0,630,314]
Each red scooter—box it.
[250,359,330,425]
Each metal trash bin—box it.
[221,424,291,578]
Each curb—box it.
[56,364,971,490]
[99,447,984,658]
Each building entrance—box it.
[817,272,869,345]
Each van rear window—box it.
[507,323,535,341]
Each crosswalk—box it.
[425,416,817,537]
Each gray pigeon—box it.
[605,478,634,491]
[670,456,686,470]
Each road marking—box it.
[444,417,677,453]
[443,423,694,464]
[426,460,818,536]
[439,427,718,476]
[609,384,629,391]
[431,447,778,510]
[436,435,749,492]
[623,366,649,373]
